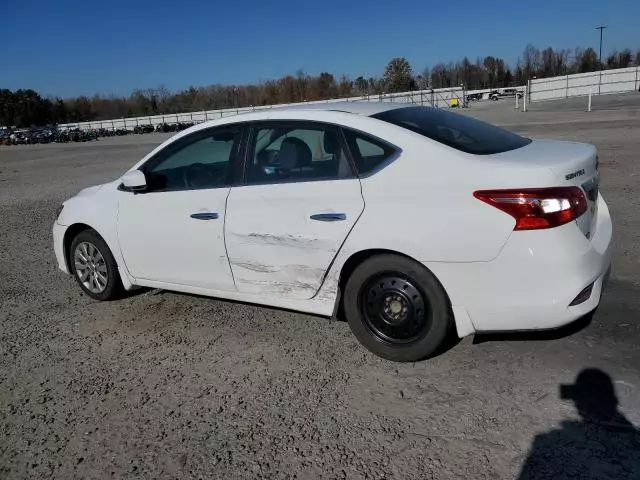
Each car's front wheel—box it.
[343,254,452,362]
[69,229,124,301]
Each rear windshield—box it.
[372,106,531,155]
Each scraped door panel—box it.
[224,180,364,299]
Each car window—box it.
[343,129,396,175]
[143,128,239,191]
[246,124,353,184]
[372,106,531,155]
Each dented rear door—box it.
[224,179,364,299]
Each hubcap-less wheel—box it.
[360,275,430,344]
[74,241,108,293]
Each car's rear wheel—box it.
[69,230,124,301]
[343,254,452,362]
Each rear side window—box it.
[343,130,396,175]
[245,123,353,184]
[372,106,531,155]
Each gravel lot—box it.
[1,96,639,479]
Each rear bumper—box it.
[429,194,613,334]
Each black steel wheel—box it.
[360,275,430,345]
[343,254,452,362]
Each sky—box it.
[1,0,639,98]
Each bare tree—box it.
[295,69,308,101]
[415,72,430,90]
[618,49,632,68]
[338,75,353,97]
[483,56,497,87]
[430,63,446,89]
[515,60,526,85]
[606,51,620,69]
[277,76,297,103]
[367,77,378,94]
[522,44,541,81]
[541,47,556,77]
[354,76,368,95]
[495,58,507,86]
[570,47,584,73]
[555,49,569,75]
[262,81,279,105]
[310,73,337,99]
[384,57,414,92]
[578,48,599,73]
[475,57,487,88]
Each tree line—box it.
[2,45,639,128]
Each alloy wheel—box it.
[74,241,108,293]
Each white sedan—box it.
[53,102,612,361]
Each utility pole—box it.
[596,25,607,94]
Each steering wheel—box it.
[183,163,220,189]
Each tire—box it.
[69,229,124,301]
[343,254,452,362]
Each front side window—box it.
[372,106,531,155]
[245,123,353,184]
[143,127,239,191]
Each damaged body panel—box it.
[224,179,364,299]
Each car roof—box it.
[268,100,411,116]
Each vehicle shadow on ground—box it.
[121,286,153,298]
[472,311,595,344]
[518,368,640,479]
[119,280,635,362]
[143,288,332,323]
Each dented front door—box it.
[224,179,364,299]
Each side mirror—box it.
[120,170,147,192]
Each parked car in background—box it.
[0,127,101,145]
[133,124,155,134]
[502,88,524,99]
[53,102,612,362]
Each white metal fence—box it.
[58,87,464,131]
[529,66,640,102]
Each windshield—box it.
[372,106,531,155]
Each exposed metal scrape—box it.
[285,264,325,279]
[237,278,317,296]
[230,260,280,273]
[234,232,330,250]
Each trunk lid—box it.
[491,140,599,238]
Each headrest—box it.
[280,137,312,168]
[278,141,298,169]
[323,132,341,156]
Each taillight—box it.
[474,187,587,230]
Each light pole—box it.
[596,25,607,94]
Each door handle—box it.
[310,213,347,222]
[190,212,219,220]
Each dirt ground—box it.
[1,96,639,479]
